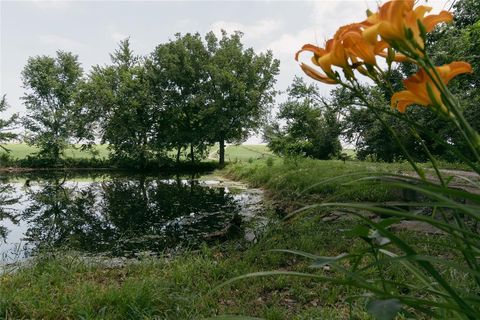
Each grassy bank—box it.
[0,221,456,319]
[224,157,475,204]
[0,158,471,319]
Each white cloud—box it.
[31,0,72,9]
[107,25,128,43]
[111,32,128,42]
[38,34,84,50]
[210,19,282,41]
[309,1,378,39]
[265,28,318,58]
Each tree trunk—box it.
[219,139,225,167]
[176,146,181,164]
[141,133,148,169]
[190,144,194,165]
[53,143,60,164]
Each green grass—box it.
[0,219,367,319]
[1,144,472,173]
[1,217,458,319]
[0,158,472,319]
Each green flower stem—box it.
[343,80,426,180]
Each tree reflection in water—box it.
[0,178,20,243]
[21,175,241,256]
[22,177,108,253]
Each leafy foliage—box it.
[147,33,212,164]
[265,77,341,160]
[205,31,279,166]
[21,51,85,162]
[0,95,18,152]
[80,39,159,168]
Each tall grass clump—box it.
[221,1,480,319]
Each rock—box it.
[391,220,444,234]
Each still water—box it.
[0,172,264,263]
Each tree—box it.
[21,51,84,161]
[81,39,157,168]
[265,77,342,160]
[0,95,18,152]
[147,33,212,164]
[427,0,480,153]
[450,0,480,28]
[205,31,280,166]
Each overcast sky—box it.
[1,0,452,142]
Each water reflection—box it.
[22,178,109,254]
[1,173,245,259]
[0,179,20,243]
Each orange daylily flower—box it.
[296,39,350,74]
[338,23,407,65]
[295,40,349,84]
[391,61,472,112]
[296,20,410,85]
[363,0,453,50]
[337,23,378,65]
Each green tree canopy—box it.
[80,39,157,168]
[21,51,84,161]
[147,33,212,164]
[0,95,18,152]
[265,77,341,160]
[205,31,280,166]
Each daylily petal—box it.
[438,61,473,83]
[391,90,424,112]
[423,10,453,32]
[390,61,473,112]
[363,24,381,44]
[299,63,337,84]
[295,44,326,61]
[414,5,432,19]
[377,50,409,62]
[343,30,377,65]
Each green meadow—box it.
[0,143,110,160]
[0,143,275,163]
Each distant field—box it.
[343,148,357,158]
[223,144,275,162]
[0,143,355,162]
[0,144,110,160]
[0,143,273,162]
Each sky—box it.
[0,0,453,142]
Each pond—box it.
[0,171,265,264]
